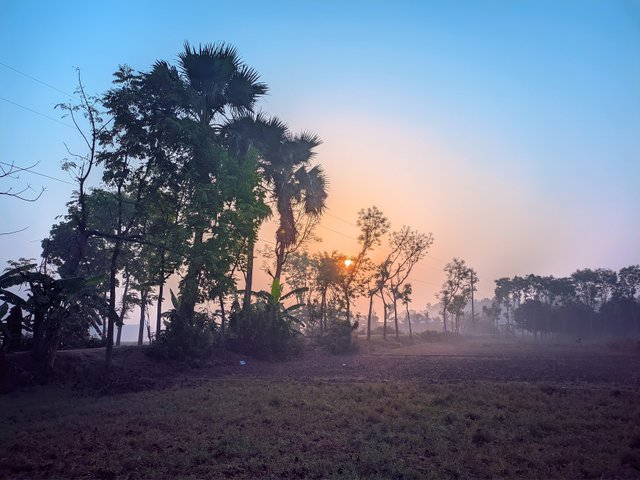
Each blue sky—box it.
[1,0,639,307]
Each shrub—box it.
[322,320,358,355]
[227,302,303,360]
[149,311,217,360]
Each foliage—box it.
[228,284,304,360]
[149,310,217,360]
[0,261,106,374]
[229,114,328,283]
[437,258,474,333]
[148,290,217,360]
[321,319,358,354]
[500,265,640,338]
[0,264,32,351]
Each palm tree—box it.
[223,114,328,309]
[270,138,328,283]
[151,42,267,322]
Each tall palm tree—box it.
[149,42,267,322]
[268,131,327,283]
[223,113,328,306]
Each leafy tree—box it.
[104,43,270,352]
[400,283,414,338]
[616,265,640,300]
[438,258,472,333]
[514,299,552,339]
[312,251,343,333]
[571,268,616,312]
[228,285,305,360]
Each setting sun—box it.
[344,258,353,268]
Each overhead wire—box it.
[0,97,74,129]
[0,161,74,186]
[0,61,73,97]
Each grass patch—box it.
[1,381,639,479]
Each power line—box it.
[0,97,74,129]
[325,210,358,228]
[319,224,358,240]
[408,277,440,287]
[0,161,75,185]
[0,61,73,97]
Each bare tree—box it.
[1,161,45,235]
[384,227,433,338]
[0,161,44,202]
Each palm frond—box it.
[280,286,308,301]
[225,64,268,114]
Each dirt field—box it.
[44,336,640,392]
[2,337,640,479]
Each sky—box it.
[1,0,639,320]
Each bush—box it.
[148,312,217,360]
[227,302,303,360]
[322,320,358,355]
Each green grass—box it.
[1,380,640,479]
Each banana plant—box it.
[251,278,308,331]
[0,264,34,351]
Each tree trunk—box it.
[382,299,388,340]
[177,230,205,323]
[274,241,286,285]
[156,252,165,339]
[366,293,374,340]
[406,304,412,339]
[137,289,148,346]
[345,292,351,324]
[219,294,227,334]
[242,236,255,312]
[115,322,123,347]
[43,317,61,376]
[320,288,327,334]
[31,310,45,362]
[63,228,89,279]
[7,305,23,352]
[442,304,448,333]
[156,281,164,339]
[105,239,122,370]
[393,295,399,339]
[100,293,108,340]
[470,271,475,326]
[115,269,131,347]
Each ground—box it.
[1,336,640,479]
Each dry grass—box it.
[2,379,640,479]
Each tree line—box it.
[0,42,435,375]
[487,266,640,339]
[0,43,332,373]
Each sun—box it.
[344,259,353,268]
